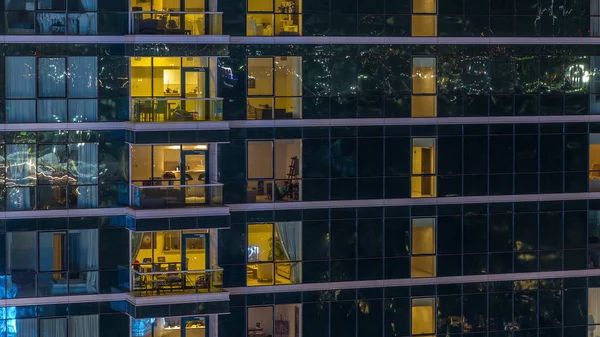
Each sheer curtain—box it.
[69,57,97,98]
[39,58,66,98]
[69,315,99,337]
[69,99,97,122]
[16,318,37,337]
[72,143,98,207]
[6,144,35,210]
[80,229,98,291]
[5,57,36,122]
[40,318,67,337]
[6,100,35,122]
[38,99,67,123]
[276,221,302,283]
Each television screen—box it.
[247,246,259,262]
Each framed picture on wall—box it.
[140,233,152,249]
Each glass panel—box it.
[274,139,301,179]
[69,57,97,98]
[68,143,98,185]
[37,144,68,184]
[40,318,67,337]
[590,134,600,191]
[413,0,436,13]
[411,298,435,335]
[131,57,153,97]
[274,304,302,336]
[412,15,437,36]
[248,307,274,336]
[247,97,275,120]
[38,232,67,273]
[70,229,98,271]
[184,318,206,337]
[248,223,273,263]
[154,57,182,97]
[131,145,153,183]
[68,99,98,122]
[153,145,181,182]
[248,141,274,179]
[412,218,435,255]
[412,138,436,175]
[275,56,302,97]
[39,58,67,98]
[184,71,206,98]
[412,57,437,94]
[5,57,36,98]
[6,100,36,122]
[411,96,436,117]
[69,315,99,337]
[248,58,274,96]
[184,235,207,270]
[38,99,67,122]
[248,0,274,12]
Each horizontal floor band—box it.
[226,268,600,295]
[0,192,598,219]
[3,115,600,132]
[4,35,600,45]
[0,291,230,308]
[228,192,600,212]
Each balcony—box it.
[131,183,223,209]
[131,267,223,296]
[132,98,223,122]
[131,11,222,35]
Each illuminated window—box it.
[412,0,436,36]
[590,134,600,191]
[247,223,302,286]
[411,138,437,198]
[247,0,302,36]
[247,305,302,336]
[412,57,436,117]
[411,218,436,278]
[247,56,302,119]
[411,298,436,336]
[130,57,221,122]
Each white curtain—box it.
[6,144,35,210]
[38,99,67,123]
[40,318,67,337]
[68,13,98,35]
[6,100,35,122]
[276,221,302,283]
[68,57,97,98]
[5,57,35,98]
[79,0,97,10]
[69,315,99,337]
[72,143,98,207]
[68,99,97,122]
[16,318,37,337]
[39,58,66,98]
[80,229,98,291]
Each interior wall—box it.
[591,143,600,167]
[275,305,301,337]
[248,58,273,97]
[275,140,301,179]
[248,141,274,179]
[135,232,206,270]
[131,145,152,181]
[248,307,274,336]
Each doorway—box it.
[180,150,209,205]
[182,68,209,120]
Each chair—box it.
[195,274,210,292]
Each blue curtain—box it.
[276,221,302,283]
[40,318,67,337]
[70,143,98,208]
[15,318,36,337]
[69,99,97,122]
[6,144,35,210]
[69,57,97,98]
[38,99,67,123]
[5,57,35,98]
[6,100,35,122]
[68,316,98,337]
[39,58,66,98]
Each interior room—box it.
[411,218,436,278]
[246,0,302,36]
[246,222,301,286]
[412,0,437,37]
[132,317,206,337]
[247,140,302,202]
[411,138,437,198]
[131,0,208,35]
[247,57,302,119]
[411,298,436,336]
[590,134,600,191]
[131,57,218,121]
[247,305,301,337]
[131,144,209,207]
[132,230,209,272]
[412,57,437,117]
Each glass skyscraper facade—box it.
[1,0,600,337]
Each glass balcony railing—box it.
[132,98,223,122]
[247,179,301,203]
[131,183,223,209]
[130,11,222,35]
[131,267,223,296]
